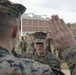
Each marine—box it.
[0,0,53,75]
[33,38,61,69]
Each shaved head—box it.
[0,13,20,38]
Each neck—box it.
[0,39,13,52]
[37,51,46,56]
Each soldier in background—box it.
[21,37,61,70]
[20,32,61,70]
[25,33,34,53]
[32,38,61,70]
[19,36,26,53]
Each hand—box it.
[49,15,76,52]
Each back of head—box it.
[0,0,26,38]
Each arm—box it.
[61,46,76,75]
[49,15,76,75]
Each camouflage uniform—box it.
[26,40,34,53]
[18,51,33,58]
[1,46,76,75]
[31,50,61,70]
[61,45,76,75]
[0,47,52,75]
[19,39,27,53]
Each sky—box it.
[10,0,76,23]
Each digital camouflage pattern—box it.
[20,51,34,58]
[19,40,27,53]
[20,49,61,70]
[0,0,26,17]
[0,47,53,75]
[25,40,34,53]
[61,45,76,75]
[31,50,61,70]
[17,45,76,75]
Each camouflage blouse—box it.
[0,47,52,75]
[31,50,61,70]
[0,45,76,75]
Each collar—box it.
[0,47,10,54]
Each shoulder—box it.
[19,58,53,75]
[0,54,52,75]
[0,54,22,74]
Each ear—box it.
[12,26,18,38]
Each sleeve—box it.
[61,45,76,75]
